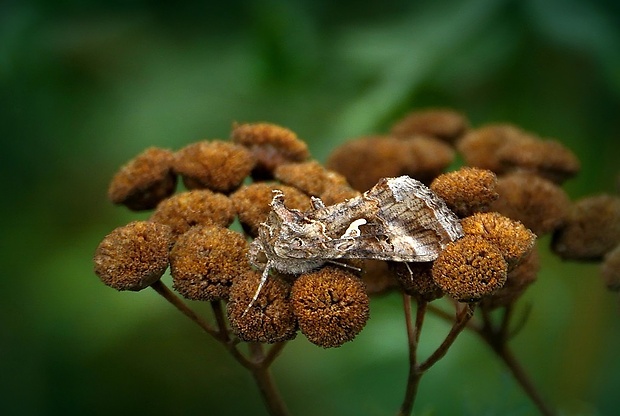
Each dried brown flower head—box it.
[601,245,620,291]
[326,136,412,191]
[274,160,349,197]
[405,136,456,183]
[490,173,570,236]
[230,183,312,237]
[230,122,310,179]
[432,235,508,302]
[456,124,530,173]
[291,267,369,348]
[227,270,297,343]
[173,141,255,193]
[460,212,536,267]
[169,225,250,301]
[481,248,540,309]
[496,138,580,184]
[150,190,235,237]
[317,183,361,205]
[361,259,399,296]
[108,147,177,211]
[326,135,454,191]
[390,261,443,302]
[552,194,620,261]
[94,221,173,291]
[391,108,469,143]
[430,167,498,217]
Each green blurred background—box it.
[2,0,619,414]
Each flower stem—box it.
[150,280,218,338]
[248,343,291,416]
[478,318,557,416]
[398,295,427,416]
[419,303,474,372]
[151,281,290,415]
[427,303,557,416]
[399,301,475,416]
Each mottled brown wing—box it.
[311,176,463,262]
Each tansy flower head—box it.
[481,248,540,309]
[173,140,255,193]
[94,221,173,291]
[291,267,370,348]
[460,212,536,268]
[150,190,235,238]
[169,225,250,301]
[108,147,177,211]
[432,235,508,302]
[552,194,620,261]
[274,160,350,197]
[390,261,444,302]
[496,137,580,184]
[430,167,498,217]
[490,172,570,236]
[391,108,469,143]
[456,124,530,173]
[360,259,399,296]
[327,135,454,191]
[227,270,298,343]
[231,122,310,179]
[601,245,620,291]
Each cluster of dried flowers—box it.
[95,122,367,348]
[93,109,619,415]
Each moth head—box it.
[268,191,327,259]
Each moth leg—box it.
[325,260,362,273]
[404,262,414,284]
[242,263,271,317]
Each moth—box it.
[245,175,464,313]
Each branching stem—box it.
[150,280,290,416]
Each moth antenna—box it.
[242,263,271,317]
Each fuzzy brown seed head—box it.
[230,183,312,237]
[601,245,620,291]
[230,122,310,179]
[150,190,235,238]
[430,167,498,217]
[172,141,255,193]
[390,261,444,302]
[169,225,249,301]
[496,138,580,184]
[361,260,399,296]
[94,221,173,291]
[405,136,455,183]
[432,235,508,302]
[456,124,530,173]
[552,194,620,261]
[108,147,177,211]
[291,266,370,348]
[227,270,297,343]
[490,172,570,236]
[391,108,469,143]
[318,183,361,205]
[460,212,536,268]
[326,136,454,191]
[274,160,349,197]
[481,248,540,309]
[327,136,411,191]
